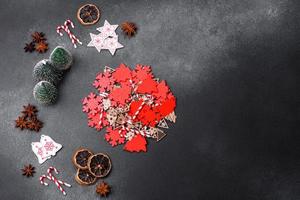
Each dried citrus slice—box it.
[72,148,93,169]
[77,4,100,25]
[88,153,112,178]
[75,168,97,185]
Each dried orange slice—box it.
[77,4,100,25]
[75,168,97,185]
[88,153,112,178]
[72,148,93,169]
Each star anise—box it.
[121,22,137,37]
[26,120,35,130]
[15,104,43,132]
[22,164,35,177]
[35,41,48,53]
[15,116,28,130]
[31,118,43,132]
[96,181,111,197]
[24,42,35,52]
[22,104,37,118]
[31,32,46,43]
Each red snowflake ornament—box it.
[105,127,125,146]
[82,93,102,115]
[87,110,108,131]
[93,71,114,93]
[132,64,153,83]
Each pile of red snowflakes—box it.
[82,63,176,152]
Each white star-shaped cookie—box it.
[87,33,106,52]
[88,19,124,55]
[102,36,124,55]
[96,20,118,38]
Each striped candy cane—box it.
[40,166,71,196]
[98,108,104,127]
[40,175,49,186]
[132,100,146,120]
[57,19,82,48]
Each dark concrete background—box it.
[0,0,299,199]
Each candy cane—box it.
[48,167,71,187]
[116,98,151,139]
[99,92,109,97]
[56,19,82,48]
[47,166,58,174]
[117,99,145,138]
[40,166,71,196]
[40,175,49,186]
[132,101,146,120]
[98,108,104,127]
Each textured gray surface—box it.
[0,0,300,199]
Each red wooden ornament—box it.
[112,63,132,82]
[93,71,114,93]
[132,64,153,83]
[136,77,158,94]
[82,93,103,115]
[123,134,147,152]
[105,127,125,146]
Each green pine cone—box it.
[50,46,73,70]
[33,81,58,105]
[33,59,64,85]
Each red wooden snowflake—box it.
[82,93,103,115]
[82,64,177,153]
[132,64,153,83]
[93,71,115,93]
[104,127,125,146]
[88,110,108,131]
